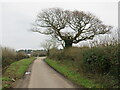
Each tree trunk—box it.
[47,49,50,56]
[64,40,73,48]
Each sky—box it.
[0,0,118,50]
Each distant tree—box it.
[32,8,112,48]
[41,38,58,56]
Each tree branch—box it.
[73,34,95,43]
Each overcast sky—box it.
[0,1,118,50]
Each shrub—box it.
[48,44,119,86]
[83,47,110,74]
[2,47,16,72]
[83,45,119,76]
[49,48,63,60]
[16,51,29,60]
[2,47,29,73]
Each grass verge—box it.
[2,57,36,88]
[45,58,103,88]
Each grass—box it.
[2,57,36,88]
[45,59,104,88]
[1,77,11,81]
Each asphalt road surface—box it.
[28,57,76,88]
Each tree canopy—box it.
[32,8,112,48]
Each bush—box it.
[48,44,119,87]
[49,45,119,75]
[2,47,16,72]
[49,48,63,60]
[16,51,29,60]
[83,47,110,74]
[83,45,119,76]
[2,47,29,73]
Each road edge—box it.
[12,59,35,88]
[44,59,81,88]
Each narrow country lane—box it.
[28,57,76,88]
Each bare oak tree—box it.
[41,38,59,55]
[32,8,112,48]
